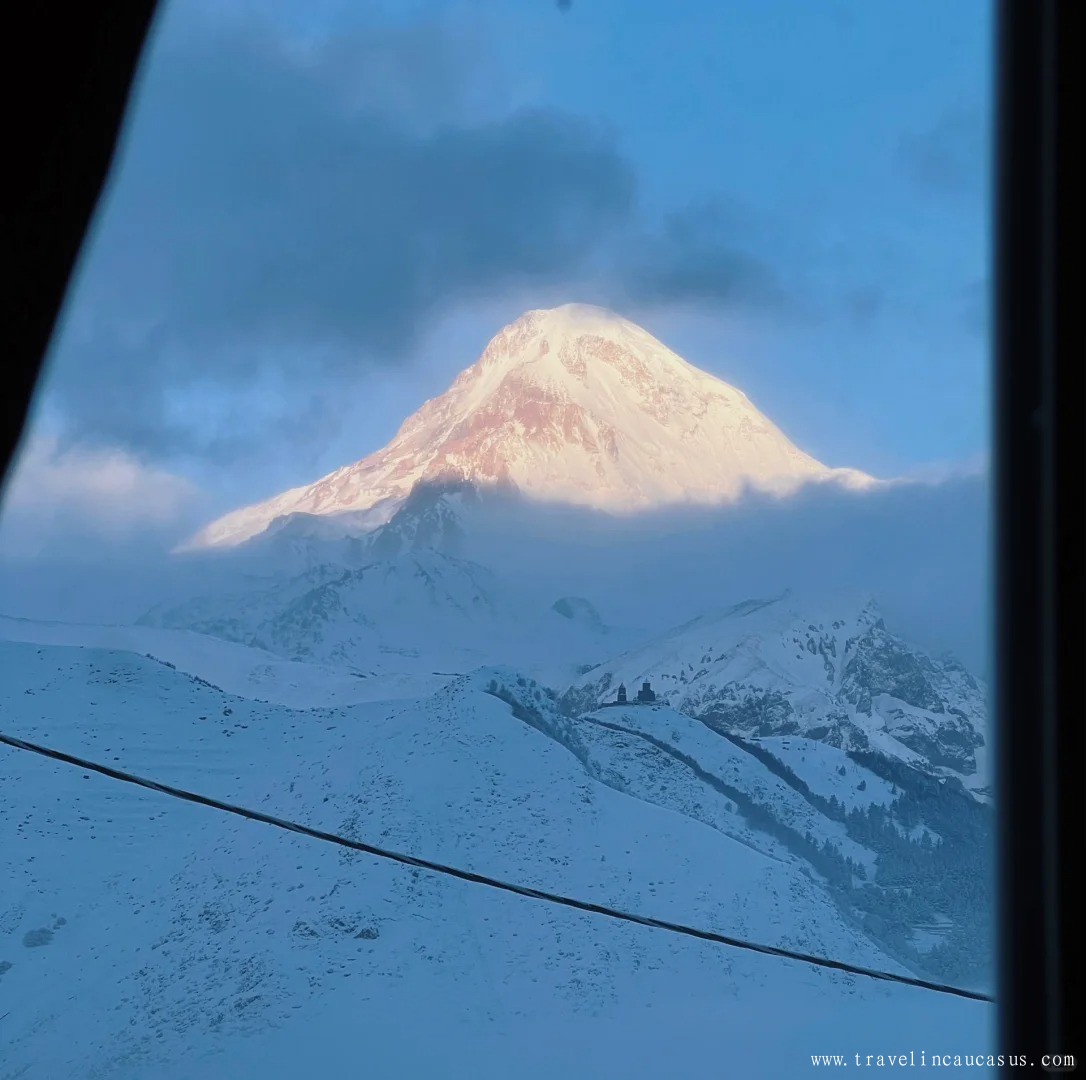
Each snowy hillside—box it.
[565,594,989,794]
[138,549,640,689]
[186,304,874,551]
[0,638,992,1078]
[0,615,451,707]
[139,552,505,668]
[487,665,993,984]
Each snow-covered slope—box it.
[135,562,989,798]
[0,614,450,707]
[139,551,504,668]
[138,549,639,688]
[0,638,992,1078]
[565,594,989,793]
[186,304,873,550]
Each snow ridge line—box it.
[0,730,993,1003]
[577,713,865,879]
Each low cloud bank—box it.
[0,436,205,559]
[0,464,990,677]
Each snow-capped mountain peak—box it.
[186,305,873,550]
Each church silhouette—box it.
[612,680,656,706]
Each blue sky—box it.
[10,0,992,541]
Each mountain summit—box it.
[187,304,872,549]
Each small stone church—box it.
[614,680,656,705]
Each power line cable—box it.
[0,730,994,1004]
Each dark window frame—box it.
[993,0,1082,1068]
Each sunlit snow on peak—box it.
[186,307,875,550]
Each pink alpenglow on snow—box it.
[184,304,874,550]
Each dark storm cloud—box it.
[45,14,775,461]
[612,203,785,311]
[70,22,638,353]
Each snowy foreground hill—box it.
[0,635,992,1079]
[197,567,994,977]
